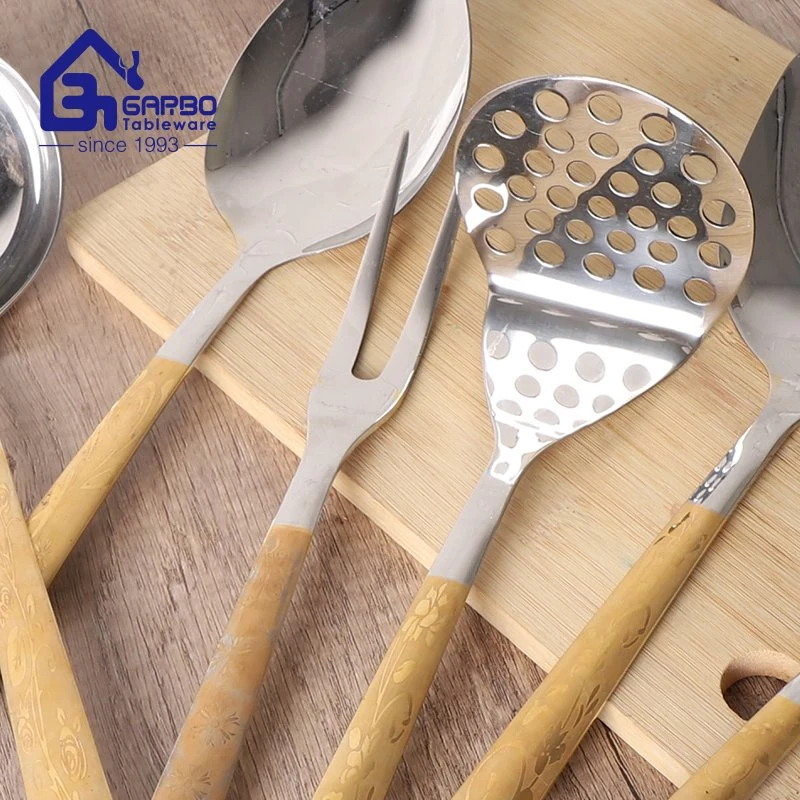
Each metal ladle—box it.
[0,57,112,800]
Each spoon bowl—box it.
[0,58,62,315]
[207,0,471,254]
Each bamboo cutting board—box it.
[65,0,800,792]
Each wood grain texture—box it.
[62,0,800,794]
[670,693,800,800]
[452,503,727,800]
[0,1,797,800]
[153,523,312,800]
[29,356,190,585]
[314,575,470,800]
[0,444,111,799]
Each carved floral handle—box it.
[0,442,112,799]
[314,574,470,800]
[28,356,190,584]
[453,502,727,800]
[152,524,313,800]
[670,678,800,800]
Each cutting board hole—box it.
[721,651,800,720]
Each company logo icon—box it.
[40,29,144,132]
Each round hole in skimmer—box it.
[534,89,570,121]
[474,187,505,213]
[668,216,698,240]
[566,219,594,245]
[608,230,636,254]
[681,152,718,184]
[702,199,737,228]
[473,143,505,173]
[634,266,666,292]
[584,252,616,280]
[633,147,665,175]
[547,185,576,211]
[588,93,622,124]
[534,240,566,267]
[493,109,527,139]
[544,126,574,153]
[525,209,554,234]
[649,240,678,264]
[652,181,682,208]
[485,227,516,254]
[628,205,657,229]
[641,113,676,144]
[685,277,717,305]
[699,241,732,269]
[507,174,536,201]
[588,195,616,220]
[589,132,619,159]
[567,160,596,187]
[525,149,555,177]
[610,171,640,198]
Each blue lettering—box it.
[122,96,140,115]
[199,96,216,115]
[161,95,179,115]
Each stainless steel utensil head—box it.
[734,54,800,385]
[0,59,62,316]
[206,0,471,261]
[454,76,754,479]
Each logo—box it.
[41,29,144,132]
[39,29,217,154]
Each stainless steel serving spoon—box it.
[0,57,112,799]
[27,0,472,583]
[453,56,800,800]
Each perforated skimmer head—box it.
[455,77,754,481]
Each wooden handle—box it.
[0,443,112,799]
[152,523,313,800]
[314,574,470,800]
[670,685,800,800]
[28,356,190,585]
[453,502,726,800]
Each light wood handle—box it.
[314,574,470,800]
[0,443,112,799]
[453,502,726,800]
[152,523,313,800]
[670,689,800,800]
[29,356,190,585]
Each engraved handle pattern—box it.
[0,443,112,799]
[152,524,312,800]
[29,356,190,584]
[670,691,800,799]
[314,575,470,800]
[454,503,726,800]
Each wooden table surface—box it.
[1,2,798,798]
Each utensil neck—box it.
[157,251,285,365]
[271,439,345,531]
[691,379,800,517]
[429,465,518,586]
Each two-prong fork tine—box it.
[322,131,411,376]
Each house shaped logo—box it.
[40,29,144,132]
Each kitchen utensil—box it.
[670,674,800,800]
[152,134,460,800]
[0,57,111,799]
[27,0,471,585]
[315,76,755,800]
[453,58,800,800]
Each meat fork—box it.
[152,132,461,800]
